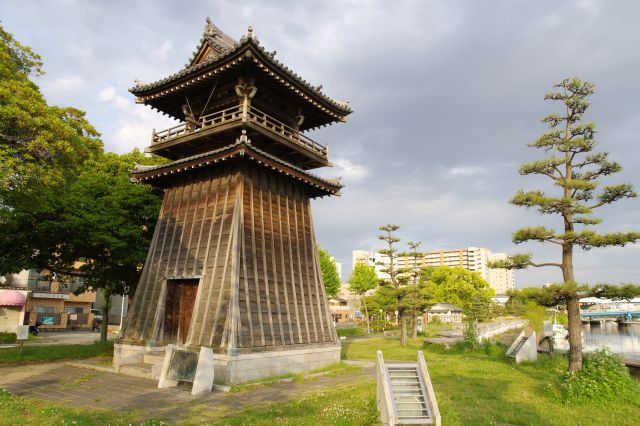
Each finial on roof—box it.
[240,25,259,44]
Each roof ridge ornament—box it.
[240,25,259,45]
[236,129,251,145]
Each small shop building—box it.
[0,289,29,334]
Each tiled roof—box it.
[429,303,463,312]
[132,131,342,195]
[130,19,352,114]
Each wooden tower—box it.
[116,19,352,383]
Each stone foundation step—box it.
[119,362,163,380]
[143,353,166,365]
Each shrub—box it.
[428,317,442,325]
[462,321,480,351]
[0,333,17,344]
[559,349,636,403]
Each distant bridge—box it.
[580,310,640,320]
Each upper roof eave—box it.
[131,133,343,196]
[129,35,352,116]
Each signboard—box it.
[69,314,78,321]
[40,315,57,325]
[16,325,29,341]
[32,292,69,300]
[167,349,199,382]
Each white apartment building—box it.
[352,247,515,295]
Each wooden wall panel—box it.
[122,162,337,350]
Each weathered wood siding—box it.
[122,162,336,351]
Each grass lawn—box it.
[1,337,638,425]
[0,388,166,426]
[342,337,640,426]
[0,341,113,364]
[215,337,640,426]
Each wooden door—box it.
[164,279,199,345]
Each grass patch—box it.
[60,373,96,389]
[0,388,143,425]
[336,327,366,337]
[230,362,362,392]
[214,379,378,425]
[339,337,640,425]
[0,341,113,364]
[0,333,16,344]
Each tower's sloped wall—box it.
[122,162,337,352]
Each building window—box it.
[65,307,83,314]
[33,306,55,313]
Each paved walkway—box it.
[0,361,374,424]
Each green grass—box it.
[336,327,366,337]
[0,341,113,364]
[230,362,362,392]
[0,388,149,426]
[2,336,638,425]
[340,337,640,426]
[210,379,378,425]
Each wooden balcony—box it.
[150,104,328,164]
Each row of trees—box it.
[347,224,495,346]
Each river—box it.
[581,321,640,356]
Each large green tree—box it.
[348,262,378,333]
[0,151,164,342]
[420,266,494,317]
[317,246,340,299]
[492,77,640,372]
[0,24,102,203]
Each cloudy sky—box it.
[4,0,639,286]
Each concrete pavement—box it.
[0,360,373,424]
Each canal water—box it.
[581,321,640,355]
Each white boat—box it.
[552,323,569,339]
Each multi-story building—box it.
[352,247,515,295]
[1,268,97,330]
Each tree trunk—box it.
[411,309,418,339]
[400,311,407,346]
[566,294,582,372]
[100,289,112,344]
[562,243,582,372]
[362,295,370,334]
[100,309,109,343]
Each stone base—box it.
[115,342,342,385]
[113,343,165,370]
[215,344,342,384]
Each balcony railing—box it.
[151,104,327,158]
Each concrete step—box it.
[143,353,166,365]
[119,362,163,380]
[119,363,155,379]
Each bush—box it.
[462,321,480,351]
[560,349,636,403]
[522,301,546,332]
[0,333,17,344]
[336,327,366,337]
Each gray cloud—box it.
[4,0,639,286]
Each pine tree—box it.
[492,77,640,372]
[378,224,410,345]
